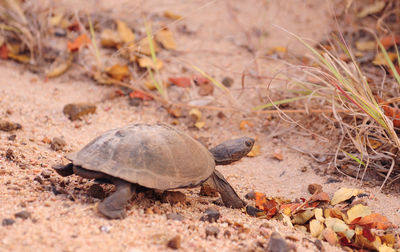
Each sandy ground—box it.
[1,1,400,251]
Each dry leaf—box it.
[239,120,253,130]
[310,219,324,238]
[355,40,375,51]
[67,34,91,52]
[380,35,400,49]
[164,11,183,20]
[46,53,74,78]
[381,104,400,127]
[0,43,8,59]
[145,80,157,90]
[194,121,205,129]
[273,149,284,161]
[129,90,153,101]
[135,38,159,56]
[322,228,338,246]
[106,64,130,81]
[189,108,202,122]
[100,29,122,48]
[357,213,393,230]
[357,1,385,18]
[378,245,396,252]
[167,106,182,118]
[331,188,364,205]
[309,191,330,203]
[355,226,381,250]
[347,204,371,223]
[155,28,176,50]
[193,76,210,85]
[7,52,30,63]
[116,20,135,45]
[247,144,260,157]
[325,217,355,241]
[137,57,163,70]
[373,52,397,66]
[169,77,191,87]
[292,210,314,225]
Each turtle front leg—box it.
[207,170,246,208]
[98,179,137,219]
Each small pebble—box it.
[223,230,231,238]
[63,103,96,121]
[212,198,224,206]
[54,27,67,37]
[200,183,218,197]
[0,120,22,132]
[221,76,234,87]
[266,232,290,252]
[129,98,142,107]
[198,83,214,96]
[246,205,264,217]
[5,149,15,160]
[307,184,323,194]
[205,226,219,238]
[51,137,66,151]
[34,175,44,184]
[166,213,184,221]
[245,191,256,199]
[161,191,186,204]
[15,210,31,220]
[200,207,220,222]
[8,134,16,141]
[41,169,53,178]
[100,225,111,233]
[87,184,106,199]
[167,235,181,249]
[2,218,15,226]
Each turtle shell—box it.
[66,124,215,190]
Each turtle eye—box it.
[245,139,253,147]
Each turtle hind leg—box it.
[98,179,137,219]
[208,170,246,209]
[52,163,74,177]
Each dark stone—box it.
[308,184,323,194]
[200,207,220,222]
[2,218,15,226]
[54,28,67,37]
[8,134,16,141]
[221,77,234,87]
[245,191,256,200]
[246,205,264,217]
[266,232,290,252]
[5,149,14,160]
[15,210,31,220]
[41,169,53,178]
[0,120,22,132]
[87,184,105,199]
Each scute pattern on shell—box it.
[66,124,215,190]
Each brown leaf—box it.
[164,11,183,20]
[116,20,135,45]
[155,28,176,50]
[137,57,163,70]
[46,53,74,78]
[355,41,376,51]
[0,43,8,59]
[322,228,338,246]
[169,77,191,87]
[357,1,385,18]
[100,29,122,48]
[135,38,159,56]
[106,64,130,81]
[381,35,400,49]
[381,104,400,127]
[309,191,330,203]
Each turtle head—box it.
[210,137,255,165]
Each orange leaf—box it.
[254,192,267,210]
[67,34,91,52]
[0,44,8,59]
[168,77,191,87]
[280,203,301,213]
[380,35,400,49]
[129,90,153,101]
[381,104,400,127]
[357,213,393,230]
[239,120,254,130]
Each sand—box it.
[1,1,399,251]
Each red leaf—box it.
[362,227,376,242]
[381,104,400,127]
[68,21,80,32]
[380,35,400,49]
[0,44,8,59]
[129,90,153,101]
[193,75,209,85]
[169,77,191,87]
[309,191,330,203]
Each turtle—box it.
[53,123,254,219]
